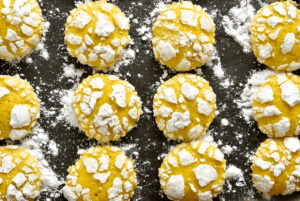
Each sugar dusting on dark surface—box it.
[1,0,300,200]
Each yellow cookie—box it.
[252,73,300,137]
[252,137,300,196]
[152,1,215,71]
[250,1,300,71]
[153,73,216,141]
[159,141,226,201]
[65,0,130,69]
[62,146,137,201]
[73,74,142,143]
[0,146,41,200]
[0,0,43,61]
[0,76,40,140]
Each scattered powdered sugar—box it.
[36,20,51,60]
[207,48,225,78]
[222,0,255,53]
[221,145,237,155]
[236,69,278,123]
[109,47,136,73]
[226,165,246,189]
[57,89,79,128]
[221,118,230,127]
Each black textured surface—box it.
[1,0,300,201]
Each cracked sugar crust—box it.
[252,73,300,137]
[250,1,300,71]
[65,0,130,70]
[0,76,40,140]
[73,74,142,143]
[62,146,137,201]
[159,141,226,201]
[152,1,215,71]
[0,0,43,61]
[153,73,216,141]
[0,146,41,200]
[251,137,300,196]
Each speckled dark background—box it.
[1,0,300,200]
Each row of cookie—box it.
[0,70,299,142]
[1,136,299,200]
[1,0,299,72]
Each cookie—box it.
[73,74,142,142]
[0,76,40,140]
[0,146,41,200]
[153,73,216,141]
[159,141,226,201]
[0,0,43,61]
[252,137,300,195]
[152,1,215,71]
[250,1,300,71]
[65,0,130,69]
[63,146,137,201]
[252,73,300,137]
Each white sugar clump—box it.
[10,105,31,128]
[280,80,300,107]
[193,164,217,187]
[166,175,185,199]
[222,0,255,53]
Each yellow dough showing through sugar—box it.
[250,1,300,71]
[159,141,226,201]
[153,73,216,141]
[63,146,137,201]
[0,146,41,200]
[73,74,142,143]
[251,137,300,196]
[0,0,43,61]
[0,76,40,140]
[65,0,130,69]
[152,1,215,71]
[252,73,300,137]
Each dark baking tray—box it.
[1,0,300,200]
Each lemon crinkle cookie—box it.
[252,73,300,137]
[0,146,41,200]
[0,76,40,140]
[252,137,300,196]
[250,1,300,71]
[159,141,226,201]
[73,74,142,143]
[63,146,137,201]
[152,1,215,71]
[153,73,216,141]
[65,0,130,69]
[0,0,43,61]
